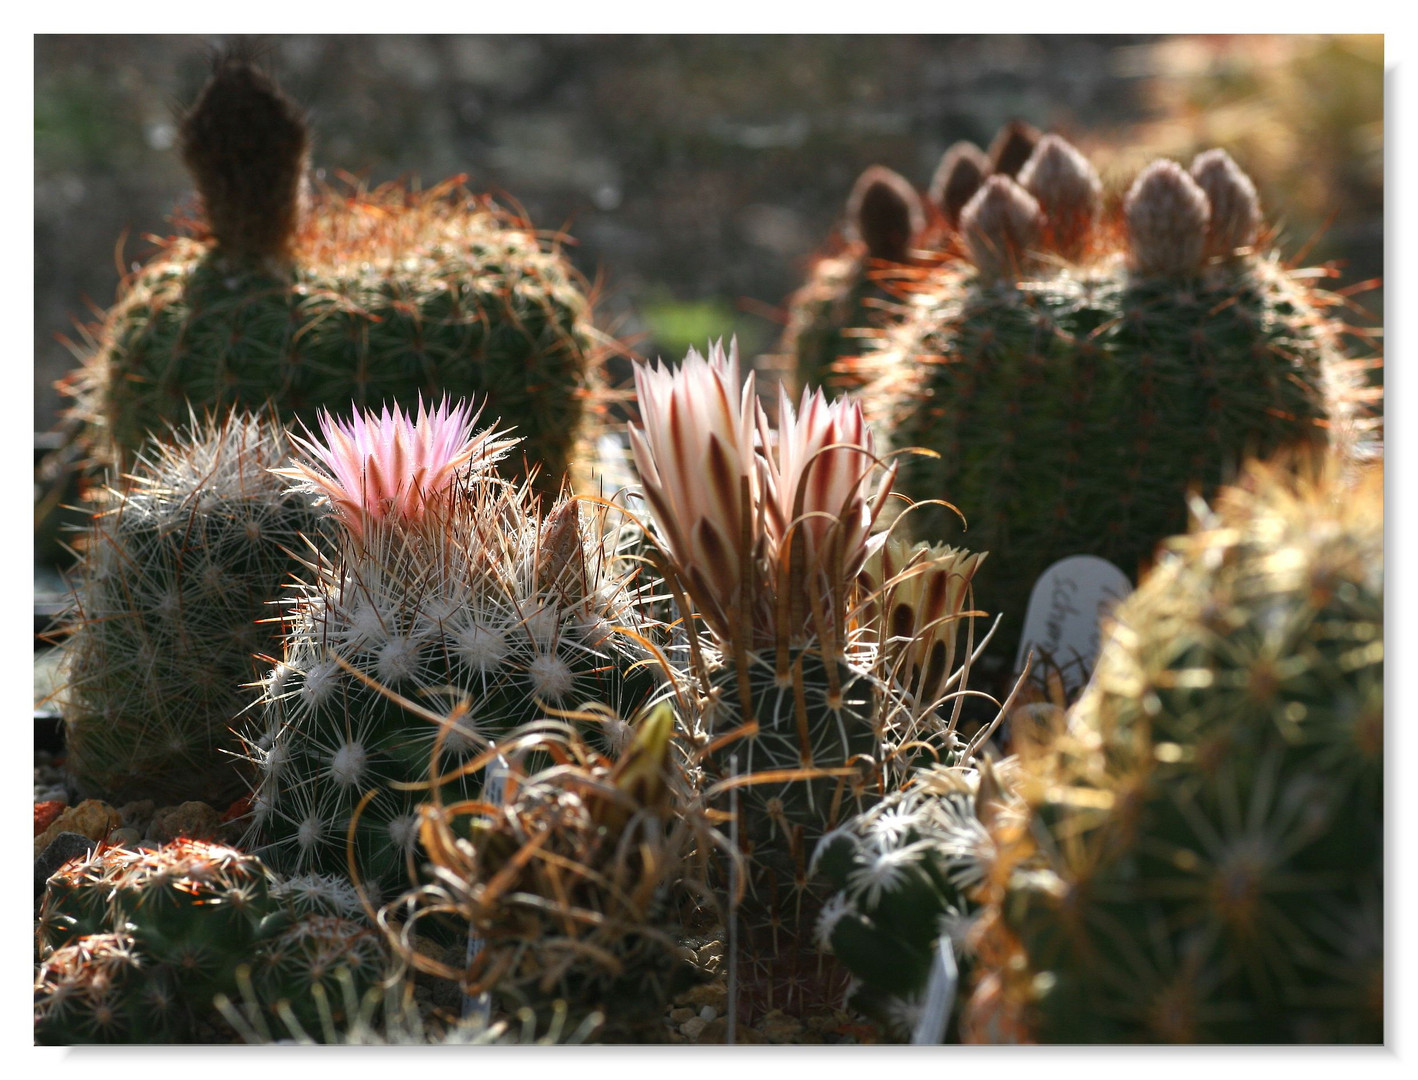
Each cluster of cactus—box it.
[390,704,712,1039]
[810,758,1019,1040]
[626,340,992,1019]
[62,55,601,501]
[846,135,1379,666]
[35,838,390,1043]
[959,454,1382,1043]
[240,399,666,900]
[55,409,330,807]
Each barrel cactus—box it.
[962,454,1383,1043]
[55,408,329,807]
[64,54,601,501]
[854,139,1380,664]
[241,398,665,898]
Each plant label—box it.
[1014,555,1132,695]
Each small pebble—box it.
[668,1006,695,1024]
[108,827,141,847]
[698,1005,716,1021]
[680,1017,707,1040]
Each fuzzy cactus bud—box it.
[1190,148,1262,260]
[959,175,1042,283]
[846,165,924,263]
[1124,159,1211,277]
[1017,134,1102,262]
[986,119,1041,179]
[928,141,991,230]
[179,53,310,261]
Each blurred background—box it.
[34,34,1382,440]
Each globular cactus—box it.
[810,760,1020,1039]
[962,455,1383,1044]
[775,165,924,397]
[35,932,187,1045]
[242,399,665,899]
[854,141,1380,669]
[35,838,392,1044]
[63,54,601,501]
[55,408,330,806]
[391,703,710,1040]
[629,341,990,1019]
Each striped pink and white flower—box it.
[278,396,514,540]
[627,340,767,643]
[761,383,890,589]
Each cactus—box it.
[962,455,1383,1043]
[55,409,330,807]
[853,142,1380,667]
[810,760,1020,1039]
[63,54,601,501]
[35,932,188,1044]
[242,401,665,898]
[775,165,924,397]
[35,838,393,1044]
[628,341,991,1019]
[391,703,709,1039]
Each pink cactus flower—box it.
[279,396,513,539]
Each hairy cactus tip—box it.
[929,141,990,230]
[276,395,516,540]
[986,119,1042,179]
[1125,158,1211,277]
[179,52,310,261]
[1018,133,1102,261]
[847,165,925,264]
[959,175,1043,284]
[1190,147,1262,260]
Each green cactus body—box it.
[701,643,896,1015]
[73,187,597,500]
[810,763,1011,1040]
[972,457,1382,1043]
[250,915,390,1035]
[36,846,144,956]
[35,933,188,1045]
[852,147,1377,667]
[57,410,330,806]
[778,250,900,399]
[244,484,664,897]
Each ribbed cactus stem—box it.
[847,165,924,264]
[1190,148,1262,260]
[179,54,309,262]
[959,176,1042,284]
[1018,134,1102,262]
[1125,159,1211,277]
[929,141,990,230]
[986,119,1042,179]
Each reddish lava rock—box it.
[220,794,252,824]
[34,801,67,837]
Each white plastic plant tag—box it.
[910,934,958,1045]
[1014,555,1132,695]
[463,754,511,1023]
